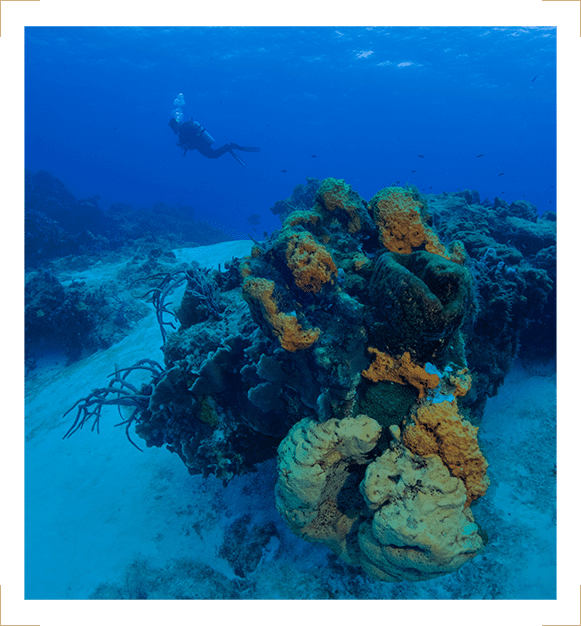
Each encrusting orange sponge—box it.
[242,277,320,351]
[369,187,449,258]
[449,367,472,398]
[361,347,440,397]
[315,178,363,233]
[403,399,490,505]
[285,232,337,293]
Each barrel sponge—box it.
[285,232,337,293]
[369,186,448,258]
[242,277,320,351]
[358,437,484,581]
[403,400,490,505]
[369,251,474,362]
[275,415,382,563]
[362,347,440,398]
[314,177,369,234]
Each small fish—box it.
[311,155,317,158]
[501,191,505,194]
[531,76,537,82]
[281,169,287,173]
[429,186,432,189]
[411,170,416,173]
[396,180,400,183]
[418,154,425,158]
[498,173,505,176]
[476,154,484,158]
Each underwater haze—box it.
[25,26,556,239]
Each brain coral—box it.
[275,416,484,582]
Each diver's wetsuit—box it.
[169,118,259,161]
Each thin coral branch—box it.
[137,270,188,343]
[62,359,165,451]
[133,264,222,344]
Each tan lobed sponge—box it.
[275,415,485,582]
[358,426,484,581]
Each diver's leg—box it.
[229,143,261,152]
[194,143,232,159]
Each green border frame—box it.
[0,0,581,626]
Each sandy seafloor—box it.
[24,241,556,601]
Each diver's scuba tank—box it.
[191,120,215,146]
[170,93,216,150]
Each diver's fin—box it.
[230,144,261,153]
[229,150,246,166]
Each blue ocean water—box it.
[25,26,556,239]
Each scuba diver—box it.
[168,93,260,166]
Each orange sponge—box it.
[370,187,448,258]
[361,347,440,398]
[242,277,320,351]
[403,400,489,505]
[285,232,337,293]
[315,178,363,233]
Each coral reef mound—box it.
[64,177,555,585]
